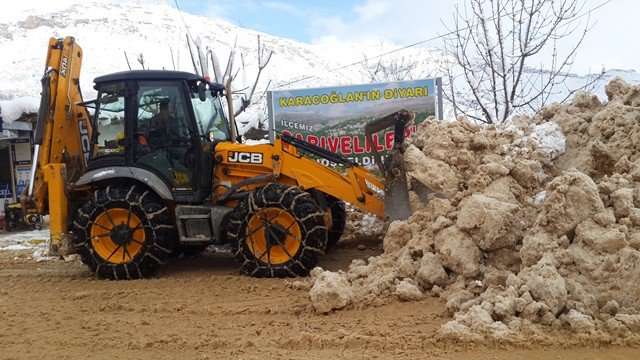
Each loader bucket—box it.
[364,110,443,221]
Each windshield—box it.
[189,83,230,142]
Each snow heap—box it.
[0,97,39,123]
[308,77,640,342]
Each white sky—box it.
[2,0,638,74]
[303,0,639,74]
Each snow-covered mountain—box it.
[0,0,638,125]
[0,0,449,131]
[0,1,440,100]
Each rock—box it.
[415,252,448,289]
[62,254,78,262]
[575,219,628,254]
[434,226,482,277]
[609,314,640,333]
[454,304,494,327]
[511,160,545,189]
[605,76,631,101]
[520,231,560,267]
[563,309,596,333]
[457,194,521,251]
[611,188,635,219]
[395,279,422,301]
[518,255,567,316]
[600,300,620,316]
[404,144,459,198]
[383,220,413,253]
[470,132,490,150]
[593,210,616,227]
[492,288,518,320]
[571,90,601,108]
[630,209,640,227]
[308,270,353,313]
[533,169,605,237]
[629,232,640,250]
[446,290,476,314]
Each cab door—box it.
[131,81,202,201]
[187,80,230,197]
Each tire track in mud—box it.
[1,246,639,359]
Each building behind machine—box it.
[0,108,36,229]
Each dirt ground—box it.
[0,234,638,359]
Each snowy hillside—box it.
[0,1,439,101]
[0,0,638,127]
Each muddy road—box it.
[0,238,638,359]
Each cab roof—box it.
[94,70,205,84]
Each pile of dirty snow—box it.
[307,77,640,341]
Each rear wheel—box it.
[227,183,327,278]
[325,195,346,252]
[73,185,175,280]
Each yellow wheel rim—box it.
[90,208,146,264]
[246,207,302,265]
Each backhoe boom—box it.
[21,37,92,254]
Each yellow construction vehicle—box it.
[15,37,418,279]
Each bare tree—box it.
[183,34,274,141]
[442,0,601,124]
[204,36,274,141]
[136,53,146,70]
[232,36,273,118]
[362,41,433,83]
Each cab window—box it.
[94,83,126,156]
[189,83,230,142]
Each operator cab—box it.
[85,70,230,203]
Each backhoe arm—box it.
[21,37,92,254]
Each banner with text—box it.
[268,78,442,167]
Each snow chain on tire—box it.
[227,183,328,278]
[73,185,176,280]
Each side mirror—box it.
[197,82,207,102]
[209,82,225,97]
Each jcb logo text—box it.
[227,152,263,164]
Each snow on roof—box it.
[0,97,40,124]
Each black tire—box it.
[73,185,176,280]
[227,183,327,278]
[325,195,347,252]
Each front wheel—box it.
[73,185,176,280]
[227,183,327,278]
[324,195,346,252]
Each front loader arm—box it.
[276,135,385,217]
[213,138,385,217]
[21,37,92,254]
[213,110,418,220]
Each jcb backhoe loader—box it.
[13,37,419,279]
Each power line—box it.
[174,0,196,44]
[273,0,611,89]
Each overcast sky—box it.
[3,0,638,74]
